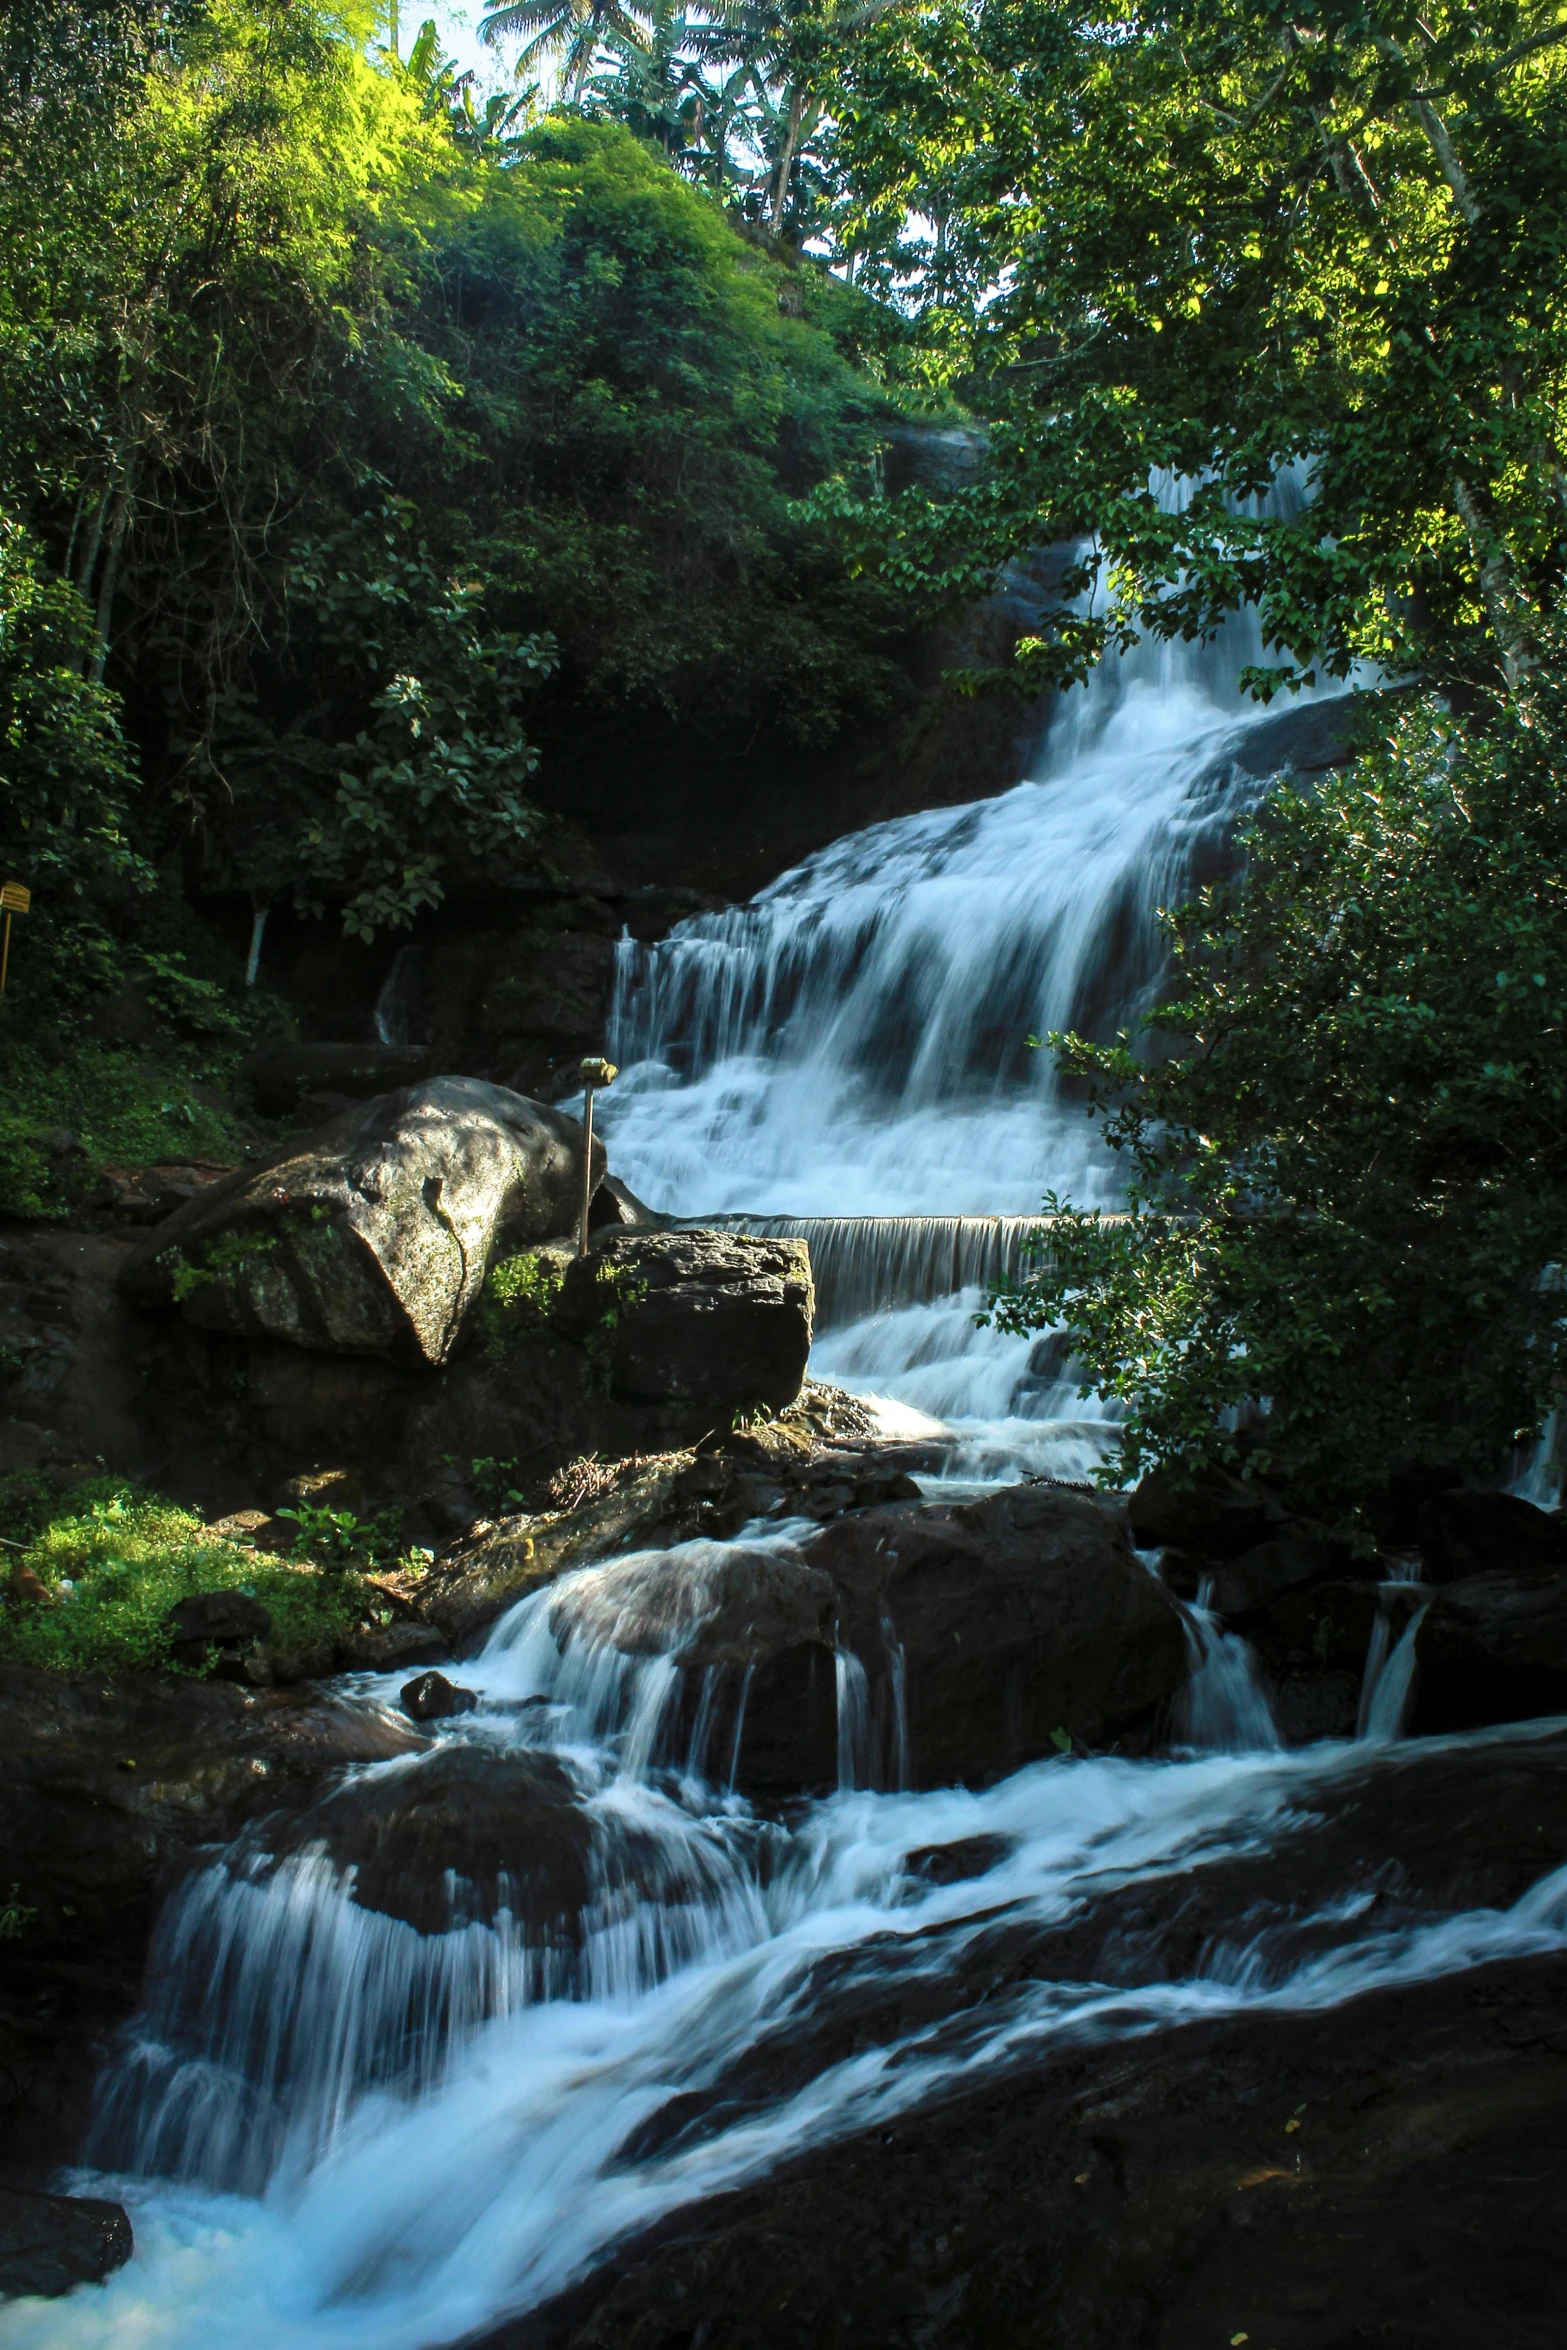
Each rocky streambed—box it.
[5,1076,1567,2346]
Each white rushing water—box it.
[11,1529,1567,2350]
[593,488,1350,1477]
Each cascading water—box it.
[14,1534,1567,2350]
[597,482,1350,1477]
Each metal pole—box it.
[578,1085,596,1257]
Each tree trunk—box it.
[769,86,806,236]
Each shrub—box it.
[989,659,1567,1532]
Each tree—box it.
[824,0,1567,696]
[582,0,730,177]
[988,659,1567,1527]
[479,0,656,96]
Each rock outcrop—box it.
[1417,1488,1567,1582]
[813,1482,1190,1787]
[241,1041,435,1120]
[257,1745,592,1936]
[493,1729,1567,2350]
[120,1079,604,1366]
[556,1229,813,1422]
[0,2187,132,2298]
[538,1482,1188,1796]
[0,1665,423,2172]
[1419,1567,1567,1728]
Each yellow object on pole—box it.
[577,1056,618,1256]
[0,881,29,1003]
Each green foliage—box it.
[478,1248,567,1362]
[0,1039,251,1220]
[273,1499,403,1568]
[469,1453,531,1510]
[989,655,1567,1528]
[0,1886,38,1942]
[0,6,914,980]
[0,513,149,898]
[823,0,1567,694]
[0,1481,362,1672]
[168,1232,277,1304]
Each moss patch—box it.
[0,1479,365,1673]
[0,1038,253,1220]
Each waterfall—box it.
[1174,1579,1282,1755]
[27,1693,1567,2350]
[592,486,1350,1477]
[1357,1559,1430,1742]
[20,493,1501,2350]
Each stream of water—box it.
[9,1545,1567,2350]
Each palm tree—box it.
[694,0,892,236]
[585,0,760,186]
[479,0,656,98]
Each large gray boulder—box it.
[120,1079,604,1366]
[556,1228,813,1420]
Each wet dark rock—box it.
[1417,1488,1567,1583]
[587,1175,670,1233]
[162,1588,273,1657]
[1416,1567,1567,1731]
[491,1728,1567,2350]
[1202,1534,1349,1620]
[0,2186,133,2297]
[121,1079,605,1367]
[505,1956,1567,2350]
[336,1622,446,1674]
[0,1664,423,2178]
[811,1484,1188,1787]
[1247,1575,1400,1678]
[1269,1670,1361,1744]
[259,1745,592,1936]
[544,1484,1188,1796]
[401,1670,479,1722]
[904,1835,1015,1887]
[1368,1457,1467,1545]
[1127,1463,1285,1559]
[557,1229,813,1422]
[242,1042,435,1119]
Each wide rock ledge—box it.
[543,1482,1188,1795]
[119,1078,604,1366]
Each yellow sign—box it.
[0,882,28,1002]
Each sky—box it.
[404,4,517,91]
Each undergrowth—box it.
[0,1037,253,1219]
[0,1477,364,1672]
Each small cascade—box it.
[1510,1409,1563,1508]
[684,1214,1060,1327]
[1171,1577,1281,1754]
[373,944,423,1047]
[1357,1559,1430,1742]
